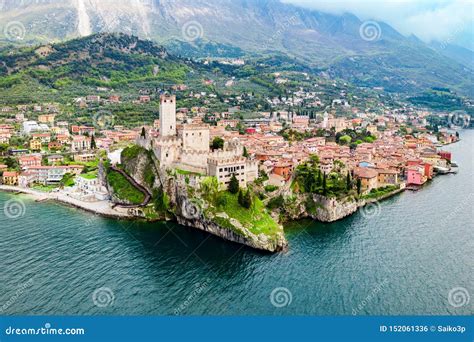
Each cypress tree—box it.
[243,189,252,209]
[238,189,244,206]
[322,172,327,196]
[243,146,249,158]
[228,174,240,194]
[90,134,96,149]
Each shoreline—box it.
[0,185,134,220]
[0,173,447,252]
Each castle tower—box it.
[323,111,329,129]
[159,94,176,137]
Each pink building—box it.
[406,166,427,186]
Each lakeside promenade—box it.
[0,185,132,219]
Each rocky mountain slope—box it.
[0,0,472,96]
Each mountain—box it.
[429,41,474,70]
[0,0,472,96]
[0,33,197,105]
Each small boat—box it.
[434,166,450,174]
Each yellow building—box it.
[355,168,379,193]
[2,171,19,185]
[30,139,42,151]
[38,114,56,124]
[377,169,399,185]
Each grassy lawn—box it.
[362,185,400,200]
[80,172,98,180]
[209,192,281,238]
[107,170,145,205]
[32,184,58,192]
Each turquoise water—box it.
[1,131,473,316]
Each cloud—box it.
[283,0,473,48]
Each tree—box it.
[4,157,18,170]
[346,171,352,190]
[0,143,8,156]
[356,178,362,195]
[90,134,96,149]
[339,135,352,145]
[238,189,244,206]
[211,137,224,150]
[228,174,240,194]
[239,189,252,209]
[322,172,327,196]
[243,146,249,158]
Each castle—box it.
[138,94,258,187]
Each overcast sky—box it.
[283,0,473,50]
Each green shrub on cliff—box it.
[153,187,170,213]
[208,191,280,237]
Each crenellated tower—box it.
[159,94,177,137]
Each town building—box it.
[2,171,19,185]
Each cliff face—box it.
[118,146,288,252]
[168,175,287,253]
[280,193,359,223]
[307,194,359,222]
[175,193,287,253]
[121,146,162,192]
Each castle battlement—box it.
[208,155,246,166]
[177,123,210,131]
[153,136,181,147]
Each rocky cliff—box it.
[116,145,288,253]
[279,193,359,223]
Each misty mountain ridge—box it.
[0,0,472,96]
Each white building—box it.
[22,121,50,135]
[74,175,109,201]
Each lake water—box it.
[1,131,473,316]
